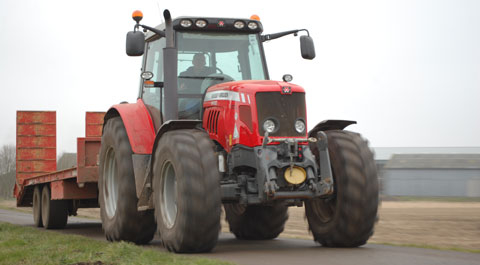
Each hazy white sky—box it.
[1,0,479,155]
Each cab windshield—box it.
[176,31,267,119]
[177,32,266,91]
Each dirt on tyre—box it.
[33,185,43,227]
[41,185,68,229]
[98,116,156,244]
[224,202,288,240]
[305,130,379,247]
[153,129,221,253]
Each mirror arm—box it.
[261,29,309,42]
[137,24,166,38]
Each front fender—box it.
[308,120,356,138]
[104,99,155,154]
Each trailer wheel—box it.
[33,185,43,227]
[153,129,221,253]
[305,130,378,247]
[41,185,68,229]
[98,117,156,244]
[224,202,288,240]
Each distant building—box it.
[381,154,480,197]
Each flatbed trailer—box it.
[14,111,104,228]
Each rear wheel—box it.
[224,203,288,240]
[305,130,378,247]
[33,185,43,227]
[41,185,68,229]
[98,117,156,244]
[153,129,221,253]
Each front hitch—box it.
[315,131,334,195]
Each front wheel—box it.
[305,130,379,247]
[153,129,221,253]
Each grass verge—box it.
[0,222,233,265]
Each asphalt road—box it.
[1,208,478,265]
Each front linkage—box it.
[222,131,334,204]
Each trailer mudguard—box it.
[104,99,156,154]
[308,120,357,138]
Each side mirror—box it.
[126,31,145,56]
[300,35,315,60]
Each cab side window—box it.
[143,38,166,129]
[143,38,166,111]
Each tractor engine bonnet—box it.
[202,80,307,152]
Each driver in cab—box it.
[179,53,215,92]
[178,53,215,119]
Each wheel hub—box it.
[161,161,178,229]
[104,147,119,219]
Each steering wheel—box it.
[215,67,223,74]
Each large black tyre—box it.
[153,129,221,253]
[98,117,156,244]
[41,185,68,229]
[33,185,43,227]
[305,130,378,247]
[224,203,288,240]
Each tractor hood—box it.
[205,80,305,94]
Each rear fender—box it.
[308,120,356,138]
[103,99,155,154]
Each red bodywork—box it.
[202,80,308,152]
[107,99,155,154]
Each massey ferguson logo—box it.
[281,86,292,94]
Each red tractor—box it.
[97,10,379,252]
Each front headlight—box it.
[263,119,276,133]
[295,119,305,133]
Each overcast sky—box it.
[0,0,479,155]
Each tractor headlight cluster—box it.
[295,119,306,133]
[180,19,193,27]
[247,22,258,30]
[263,119,277,133]
[234,21,245,29]
[195,19,207,28]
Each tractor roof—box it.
[146,16,263,39]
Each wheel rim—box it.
[161,161,177,229]
[103,147,119,219]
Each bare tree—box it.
[0,144,16,198]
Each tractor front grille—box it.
[255,92,306,137]
[206,109,220,134]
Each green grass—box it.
[374,241,480,254]
[0,222,234,265]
